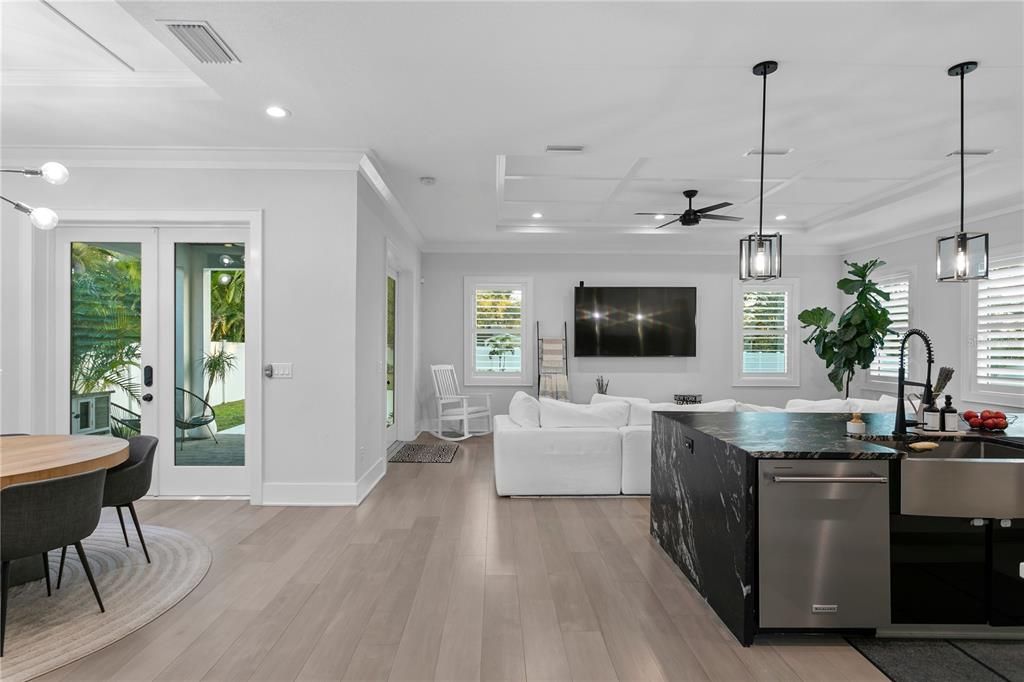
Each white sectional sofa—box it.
[493,392,907,496]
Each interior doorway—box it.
[385,268,398,449]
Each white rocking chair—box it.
[431,364,492,441]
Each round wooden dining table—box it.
[0,435,129,585]
[0,434,129,490]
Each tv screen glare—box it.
[574,286,697,357]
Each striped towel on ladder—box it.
[539,337,570,401]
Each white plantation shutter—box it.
[870,278,911,379]
[741,288,788,374]
[473,287,523,374]
[975,259,1024,392]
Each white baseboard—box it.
[260,457,388,506]
[356,456,386,504]
[261,481,359,506]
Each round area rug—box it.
[1,522,211,681]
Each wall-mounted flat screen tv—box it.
[574,286,697,357]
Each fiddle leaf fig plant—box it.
[798,259,894,398]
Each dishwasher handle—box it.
[771,475,888,484]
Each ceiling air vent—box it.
[545,145,585,153]
[160,20,240,64]
[946,149,996,157]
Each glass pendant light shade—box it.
[937,231,988,281]
[740,233,783,280]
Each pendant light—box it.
[937,61,988,282]
[1,161,70,231]
[740,61,783,281]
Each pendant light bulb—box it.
[29,206,59,230]
[754,244,767,274]
[39,162,70,185]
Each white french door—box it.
[55,225,256,497]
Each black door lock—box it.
[144,365,153,387]
[142,394,153,402]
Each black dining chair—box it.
[57,436,158,586]
[0,469,107,656]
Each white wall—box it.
[420,251,844,421]
[354,174,422,493]
[845,209,1024,410]
[0,160,419,504]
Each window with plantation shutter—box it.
[733,281,800,386]
[869,277,911,381]
[970,258,1024,402]
[464,277,533,386]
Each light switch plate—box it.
[271,362,293,379]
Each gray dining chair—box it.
[0,469,107,656]
[57,436,158,587]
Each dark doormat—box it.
[846,637,1024,682]
[388,442,459,463]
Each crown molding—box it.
[0,146,371,171]
[2,70,207,89]
[420,240,841,257]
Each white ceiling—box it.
[2,1,1022,253]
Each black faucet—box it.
[894,328,935,436]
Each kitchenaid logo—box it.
[812,604,839,614]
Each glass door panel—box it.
[173,242,246,467]
[385,272,397,446]
[69,242,144,438]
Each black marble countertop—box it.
[653,411,1024,459]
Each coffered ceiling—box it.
[2,1,1021,253]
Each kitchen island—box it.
[650,411,1024,646]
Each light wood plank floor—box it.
[40,434,885,681]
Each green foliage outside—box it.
[476,289,522,371]
[798,259,895,397]
[71,244,142,404]
[210,270,245,342]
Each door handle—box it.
[144,365,153,387]
[772,475,888,483]
[142,393,153,402]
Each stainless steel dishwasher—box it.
[759,460,890,629]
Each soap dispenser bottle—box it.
[940,395,959,432]
[922,401,942,431]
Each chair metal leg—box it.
[116,506,129,547]
[41,552,51,597]
[207,423,219,445]
[127,502,150,563]
[74,542,104,613]
[57,546,67,589]
[1,560,9,656]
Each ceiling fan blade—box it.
[635,212,683,216]
[695,202,732,214]
[700,214,744,221]
[654,218,680,229]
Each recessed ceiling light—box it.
[545,145,585,153]
[654,214,666,220]
[775,214,787,221]
[531,212,543,219]
[265,105,290,118]
[744,148,793,157]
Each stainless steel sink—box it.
[872,437,1024,519]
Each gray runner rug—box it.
[388,442,459,463]
[846,637,1024,682]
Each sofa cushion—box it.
[590,393,651,406]
[540,397,630,428]
[628,399,738,426]
[736,402,786,413]
[508,391,541,427]
[785,398,854,412]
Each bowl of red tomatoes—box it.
[962,409,1014,432]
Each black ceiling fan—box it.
[636,189,743,229]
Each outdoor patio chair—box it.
[109,403,141,439]
[174,387,218,450]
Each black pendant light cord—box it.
[759,68,767,240]
[959,69,965,235]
